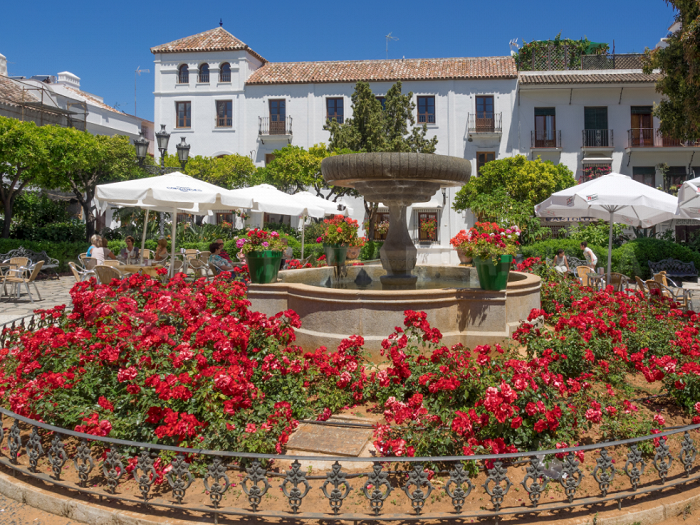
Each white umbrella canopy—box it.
[535,173,678,282]
[677,176,700,218]
[227,184,325,217]
[292,191,352,218]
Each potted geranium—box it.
[454,222,520,290]
[346,236,365,260]
[235,228,286,284]
[319,215,359,266]
[449,230,473,264]
[420,217,437,241]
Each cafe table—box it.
[119,264,164,278]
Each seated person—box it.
[92,237,118,265]
[215,238,233,263]
[154,238,169,262]
[119,236,139,262]
[208,242,235,274]
[86,234,100,257]
[553,249,570,274]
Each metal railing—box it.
[259,116,292,136]
[581,53,645,70]
[219,71,231,83]
[468,113,502,134]
[417,113,435,124]
[518,48,645,71]
[1,313,700,522]
[627,128,700,148]
[582,129,613,148]
[531,129,561,148]
[215,116,232,128]
[198,73,210,83]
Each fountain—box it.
[247,153,541,359]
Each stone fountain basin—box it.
[247,265,541,361]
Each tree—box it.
[47,127,139,241]
[163,153,258,189]
[0,117,57,238]
[644,1,700,141]
[324,81,439,237]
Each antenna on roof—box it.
[509,39,520,56]
[385,32,399,60]
[220,18,223,27]
[134,66,150,117]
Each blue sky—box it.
[1,0,676,122]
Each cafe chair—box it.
[94,265,125,285]
[2,261,44,303]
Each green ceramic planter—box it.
[474,255,513,291]
[323,244,348,266]
[246,250,283,284]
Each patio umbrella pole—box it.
[301,214,306,260]
[140,209,149,265]
[607,208,614,287]
[170,209,177,278]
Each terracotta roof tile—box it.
[0,76,40,107]
[519,72,661,85]
[61,85,129,116]
[151,27,266,63]
[246,56,517,85]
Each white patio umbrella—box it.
[291,191,352,259]
[535,173,678,283]
[96,173,254,276]
[676,176,700,218]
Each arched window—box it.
[220,63,231,83]
[178,64,189,84]
[198,63,209,83]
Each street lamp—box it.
[133,124,190,175]
[175,136,191,170]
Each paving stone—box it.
[0,277,74,325]
[286,420,373,456]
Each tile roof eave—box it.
[246,74,517,86]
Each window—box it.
[373,213,390,241]
[198,63,209,83]
[177,213,194,223]
[417,212,438,242]
[417,96,435,124]
[631,106,653,146]
[178,64,189,84]
[326,98,344,124]
[269,99,286,134]
[632,166,655,187]
[477,152,495,176]
[534,108,556,147]
[676,225,700,243]
[376,96,386,110]
[475,96,494,132]
[216,100,232,127]
[176,101,191,128]
[665,166,687,192]
[265,154,276,166]
[583,107,610,147]
[216,213,233,225]
[219,63,231,83]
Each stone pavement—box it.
[0,276,74,326]
[0,492,74,525]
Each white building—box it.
[151,26,694,259]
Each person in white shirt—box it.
[580,241,598,270]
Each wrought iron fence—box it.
[627,128,700,148]
[582,129,613,148]
[467,113,502,134]
[259,116,292,136]
[581,53,645,70]
[1,314,700,522]
[532,130,561,148]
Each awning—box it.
[582,156,613,165]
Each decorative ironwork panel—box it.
[165,453,193,505]
[102,448,124,494]
[593,448,615,497]
[73,439,94,488]
[653,438,673,483]
[47,433,67,480]
[204,457,230,509]
[321,461,351,515]
[242,459,270,512]
[133,450,156,502]
[8,420,21,464]
[522,459,548,507]
[26,427,44,473]
[560,452,583,503]
[680,432,697,477]
[625,444,646,491]
[445,462,473,513]
[402,463,433,515]
[483,461,511,511]
[363,462,392,516]
[281,459,311,514]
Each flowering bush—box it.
[235,228,286,254]
[419,217,437,238]
[319,215,359,245]
[451,223,520,264]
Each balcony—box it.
[626,128,700,150]
[215,116,232,128]
[259,116,293,144]
[467,113,502,137]
[219,71,231,83]
[582,129,613,149]
[198,73,209,83]
[531,130,561,149]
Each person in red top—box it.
[216,239,233,263]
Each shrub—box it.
[360,240,383,260]
[11,222,85,243]
[521,239,607,266]
[614,238,700,279]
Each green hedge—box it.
[0,239,86,272]
[11,222,85,243]
[521,239,607,265]
[360,241,384,261]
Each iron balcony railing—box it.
[518,47,645,71]
[198,73,209,83]
[582,129,613,148]
[2,313,700,522]
[219,71,231,82]
[627,128,700,148]
[177,73,189,84]
[215,116,232,128]
[531,129,561,148]
[468,113,502,134]
[417,112,435,124]
[259,116,292,136]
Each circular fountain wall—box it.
[247,265,541,361]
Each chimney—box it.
[56,71,81,89]
[0,53,7,76]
